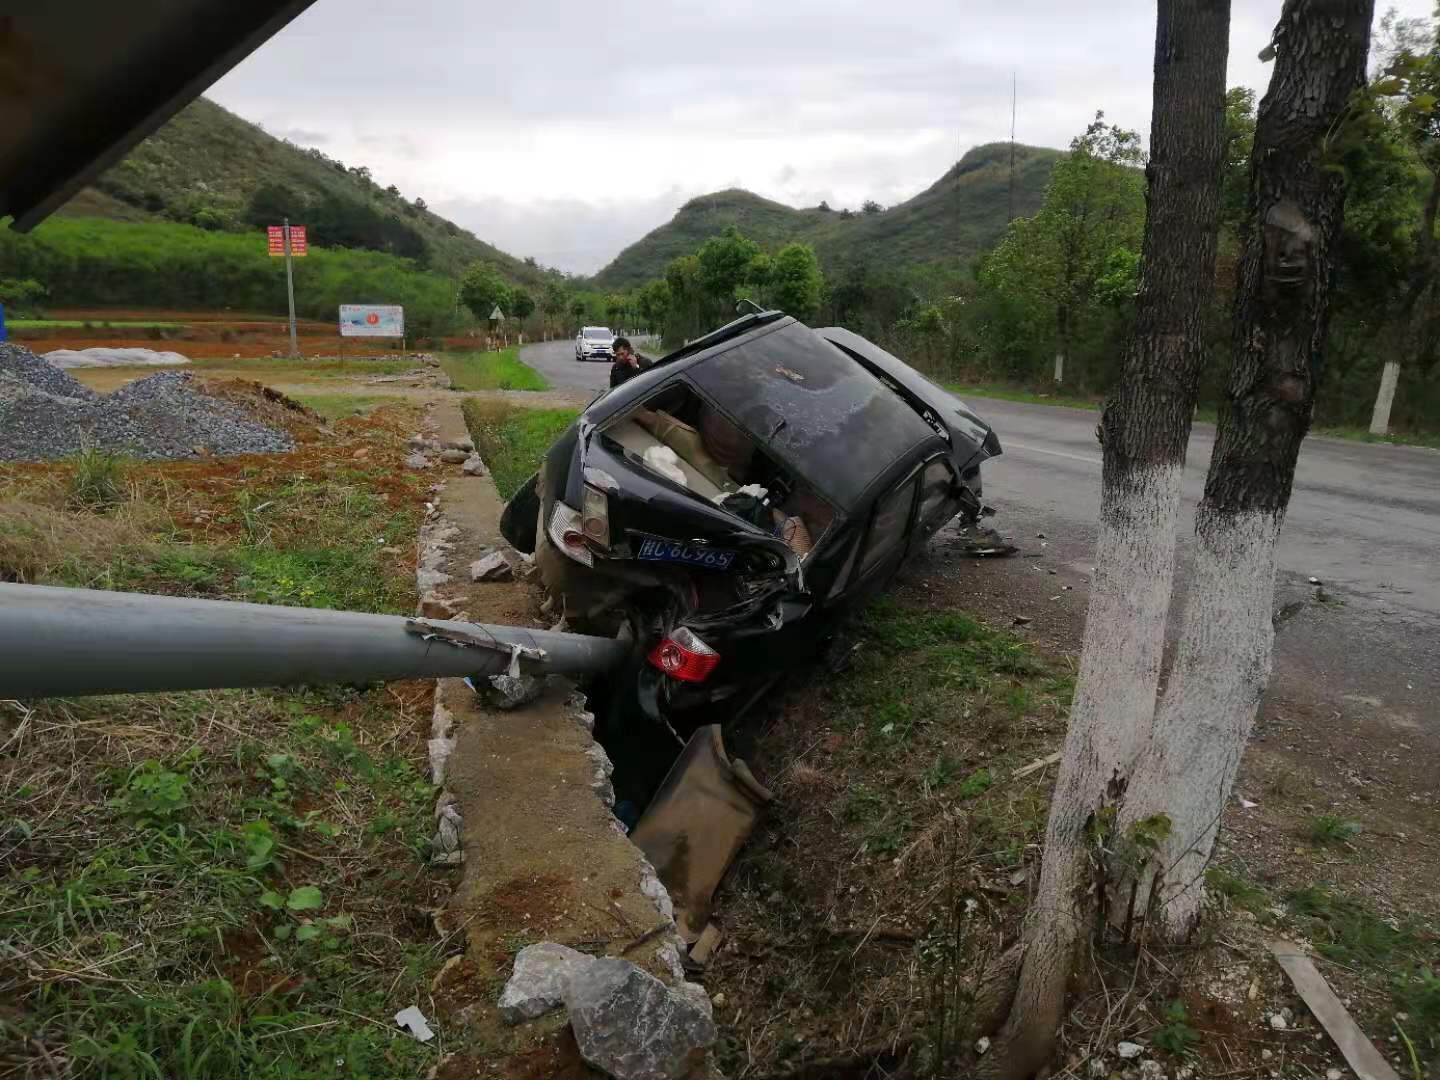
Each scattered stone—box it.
[1013,615,1033,627]
[431,797,462,866]
[462,453,488,476]
[1261,1049,1274,1061]
[419,594,458,619]
[405,452,432,470]
[1137,1061,1163,1077]
[1326,1070,1343,1080]
[489,671,543,709]
[470,552,513,582]
[440,448,469,464]
[975,1037,991,1056]
[564,958,716,1080]
[1116,1042,1143,1060]
[499,942,593,1024]
[446,436,475,452]
[417,568,452,591]
[1269,1013,1288,1031]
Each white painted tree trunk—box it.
[1053,350,1065,384]
[1368,359,1400,435]
[983,463,1185,1075]
[1117,506,1281,939]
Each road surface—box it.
[966,394,1439,743]
[521,337,656,397]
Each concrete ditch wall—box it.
[409,400,708,1075]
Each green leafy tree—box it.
[861,199,883,215]
[459,262,510,321]
[769,243,824,318]
[508,285,536,322]
[0,277,47,317]
[697,226,761,304]
[245,181,304,228]
[978,111,1146,386]
[636,278,671,334]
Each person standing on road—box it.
[609,337,648,388]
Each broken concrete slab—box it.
[564,958,716,1080]
[498,942,594,1024]
[470,551,513,582]
[440,448,469,464]
[462,453,488,476]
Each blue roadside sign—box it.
[0,302,7,342]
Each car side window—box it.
[916,458,957,531]
[857,474,918,579]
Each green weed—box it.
[1286,885,1421,967]
[957,769,993,799]
[67,446,128,510]
[1309,814,1362,845]
[109,761,191,823]
[461,399,580,498]
[1151,1000,1200,1056]
[441,347,550,391]
[1205,868,1270,915]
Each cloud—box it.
[211,0,1436,274]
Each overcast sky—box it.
[211,0,1431,275]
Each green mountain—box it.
[592,142,1063,290]
[58,97,540,285]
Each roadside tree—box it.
[768,243,824,319]
[459,262,510,322]
[978,0,1376,1075]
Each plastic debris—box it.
[394,1005,434,1042]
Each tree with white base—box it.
[976,2,1375,1076]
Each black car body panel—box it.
[501,314,1000,730]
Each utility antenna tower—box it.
[1007,72,1018,222]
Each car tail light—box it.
[647,627,720,683]
[581,484,610,547]
[547,500,593,567]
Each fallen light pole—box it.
[0,583,629,700]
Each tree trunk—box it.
[976,4,1231,1076]
[1117,0,1374,943]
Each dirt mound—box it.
[198,378,329,442]
[0,345,294,461]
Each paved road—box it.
[521,337,660,397]
[966,394,1439,739]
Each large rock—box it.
[499,942,593,1024]
[564,958,715,1080]
[470,552,513,582]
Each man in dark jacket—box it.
[609,337,648,388]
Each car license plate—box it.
[636,536,737,571]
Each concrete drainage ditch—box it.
[413,400,724,1079]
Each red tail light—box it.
[647,627,720,683]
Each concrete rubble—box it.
[564,958,717,1080]
[498,942,593,1023]
[469,551,513,582]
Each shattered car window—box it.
[685,323,937,513]
[858,474,917,578]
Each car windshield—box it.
[584,329,611,340]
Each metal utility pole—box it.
[284,216,299,358]
[0,583,630,699]
[1007,72,1018,223]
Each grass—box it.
[192,356,418,379]
[461,399,580,498]
[1309,424,1440,451]
[707,587,1072,1076]
[0,405,453,1076]
[440,347,549,392]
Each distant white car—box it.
[576,326,615,362]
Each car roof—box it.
[1,3,318,230]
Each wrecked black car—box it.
[501,311,1001,733]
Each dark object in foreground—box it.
[500,312,1001,763]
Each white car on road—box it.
[576,326,615,362]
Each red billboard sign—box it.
[267,225,307,257]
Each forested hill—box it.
[57,97,541,285]
[591,142,1063,290]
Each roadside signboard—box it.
[339,304,405,338]
[0,303,6,343]
[489,305,504,321]
[267,224,307,256]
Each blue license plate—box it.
[636,536,737,571]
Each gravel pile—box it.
[0,344,294,461]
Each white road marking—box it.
[1004,441,1101,466]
